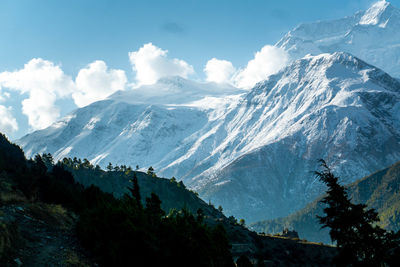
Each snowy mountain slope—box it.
[17,78,244,173]
[184,52,400,222]
[18,52,400,223]
[277,0,400,78]
[110,76,243,106]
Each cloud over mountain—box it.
[204,58,236,84]
[73,60,127,108]
[0,105,18,134]
[0,58,126,130]
[203,45,289,89]
[129,43,195,86]
[233,45,289,89]
[0,58,75,130]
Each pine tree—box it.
[196,208,204,223]
[42,153,54,170]
[147,166,155,177]
[316,160,392,266]
[32,154,47,176]
[82,158,92,169]
[128,172,142,209]
[106,162,113,172]
[145,193,165,222]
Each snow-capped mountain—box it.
[18,52,400,222]
[17,77,244,170]
[110,76,243,106]
[195,52,400,221]
[277,0,400,78]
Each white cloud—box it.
[233,45,289,89]
[0,58,74,97]
[0,92,10,102]
[73,60,127,107]
[0,43,289,135]
[129,43,194,86]
[204,58,236,84]
[22,90,59,130]
[0,58,75,130]
[0,58,126,130]
[0,105,18,135]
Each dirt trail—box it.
[1,204,94,267]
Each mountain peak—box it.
[359,0,397,26]
[255,51,400,101]
[157,75,191,86]
[277,0,400,78]
[305,51,356,62]
[281,52,369,77]
[17,50,400,223]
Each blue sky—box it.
[0,0,382,74]
[0,0,397,140]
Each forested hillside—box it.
[0,133,234,266]
[251,161,400,244]
[0,132,337,266]
[57,159,223,220]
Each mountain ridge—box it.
[193,51,400,221]
[277,0,400,78]
[18,52,400,222]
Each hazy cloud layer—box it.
[73,60,127,107]
[0,91,10,102]
[129,43,194,86]
[0,105,18,135]
[161,22,185,34]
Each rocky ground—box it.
[0,171,94,267]
[0,202,94,267]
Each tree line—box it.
[0,133,235,266]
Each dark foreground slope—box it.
[251,161,400,244]
[0,134,93,266]
[0,133,235,266]
[63,159,337,265]
[0,133,335,266]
